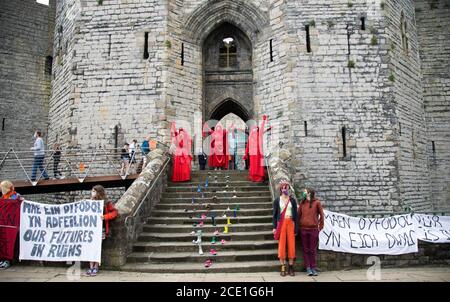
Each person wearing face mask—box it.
[272,180,298,277]
[298,187,324,277]
[85,185,118,277]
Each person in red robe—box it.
[243,115,271,182]
[171,123,193,182]
[204,123,229,170]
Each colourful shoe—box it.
[223,226,229,234]
[227,218,231,225]
[211,236,217,244]
[199,221,204,227]
[190,231,196,236]
[221,239,226,245]
[210,249,217,255]
[213,230,220,236]
[204,259,212,268]
[85,268,92,276]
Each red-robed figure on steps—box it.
[243,114,272,182]
[171,123,193,182]
[204,122,229,170]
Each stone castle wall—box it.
[415,0,450,210]
[0,0,55,151]
[1,0,448,213]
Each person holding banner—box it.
[298,187,324,277]
[0,180,22,270]
[86,185,118,277]
[272,180,298,277]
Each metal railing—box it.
[0,145,159,186]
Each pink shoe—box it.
[190,231,196,236]
[204,259,212,268]
[210,249,217,255]
[199,221,204,227]
[213,230,220,236]
[221,239,226,245]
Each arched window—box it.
[400,12,409,53]
[219,37,237,68]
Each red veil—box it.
[171,123,193,181]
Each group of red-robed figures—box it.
[170,115,271,183]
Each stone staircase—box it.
[121,170,281,273]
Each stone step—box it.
[147,215,271,225]
[120,260,284,273]
[126,249,277,264]
[137,231,273,242]
[142,223,273,233]
[162,191,270,198]
[155,202,272,211]
[160,196,272,204]
[191,170,248,175]
[166,185,270,193]
[152,208,272,218]
[189,174,250,181]
[168,181,268,187]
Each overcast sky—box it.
[36,0,49,5]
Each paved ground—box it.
[0,265,449,282]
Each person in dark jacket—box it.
[272,180,298,277]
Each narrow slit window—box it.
[143,32,149,59]
[305,25,311,53]
[44,56,53,75]
[108,34,112,57]
[342,126,347,158]
[2,118,5,131]
[181,43,184,66]
[360,17,366,30]
[114,125,119,151]
[269,39,273,62]
[304,121,308,137]
[399,122,402,135]
[432,141,436,154]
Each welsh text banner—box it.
[413,214,450,243]
[19,199,103,262]
[319,210,418,255]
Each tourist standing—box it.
[30,130,49,181]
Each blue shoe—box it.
[311,268,319,276]
[90,268,98,276]
[306,267,313,276]
[85,268,92,276]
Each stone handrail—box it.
[101,148,172,267]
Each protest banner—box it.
[0,199,21,260]
[319,210,418,255]
[19,199,104,262]
[413,213,450,243]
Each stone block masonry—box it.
[0,0,55,151]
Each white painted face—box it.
[91,189,97,199]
